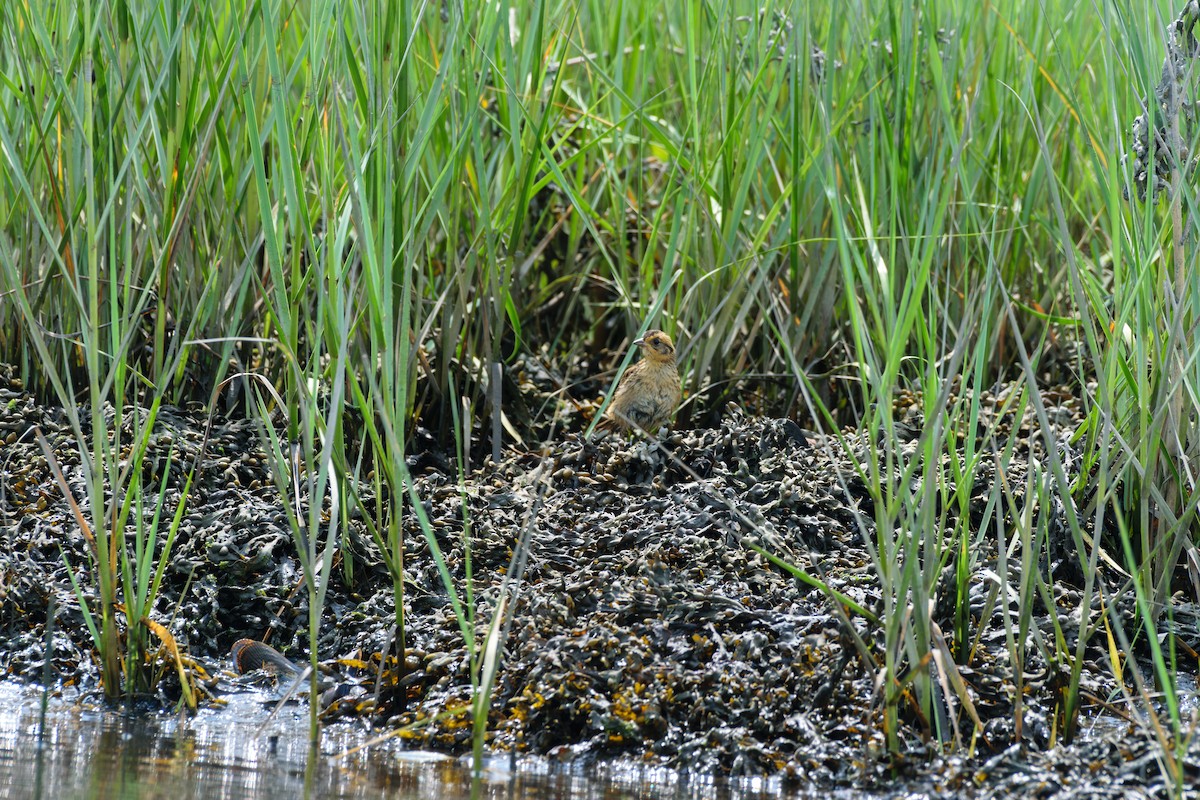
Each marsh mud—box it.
[1,363,1199,797]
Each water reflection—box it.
[0,682,867,800]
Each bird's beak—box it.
[632,337,645,347]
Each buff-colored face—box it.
[635,330,676,361]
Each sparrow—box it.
[597,329,682,435]
[231,638,354,708]
[230,638,303,676]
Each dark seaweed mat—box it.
[1,363,1198,796]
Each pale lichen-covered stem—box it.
[1162,5,1194,607]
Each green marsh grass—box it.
[1,0,1199,788]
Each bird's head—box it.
[633,330,676,363]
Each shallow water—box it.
[5,675,1191,800]
[0,682,883,800]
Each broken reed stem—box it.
[1165,73,1185,608]
[1164,6,1196,603]
[1166,7,1187,514]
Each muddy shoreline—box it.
[1,366,1198,795]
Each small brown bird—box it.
[597,329,682,435]
[230,638,353,708]
[230,638,303,676]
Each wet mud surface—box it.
[1,364,1199,797]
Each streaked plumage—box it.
[597,330,682,435]
[231,638,302,675]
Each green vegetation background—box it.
[3,0,1161,429]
